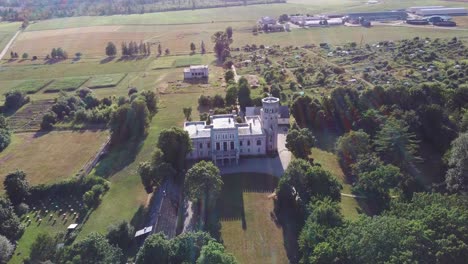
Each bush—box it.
[41,111,57,130]
[4,91,29,111]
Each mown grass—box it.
[11,79,53,94]
[219,173,288,264]
[173,56,203,67]
[44,76,90,93]
[0,22,20,51]
[310,147,362,220]
[87,73,127,88]
[0,130,109,188]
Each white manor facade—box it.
[184,97,280,165]
[184,65,209,79]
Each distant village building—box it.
[184,97,282,165]
[345,11,408,21]
[184,65,209,79]
[414,7,467,16]
[259,16,277,26]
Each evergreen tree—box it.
[201,41,206,54]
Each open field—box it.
[0,130,109,188]
[0,22,20,53]
[11,79,53,94]
[44,76,90,93]
[218,173,288,264]
[87,73,127,88]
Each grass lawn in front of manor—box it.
[218,173,289,264]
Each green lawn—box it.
[173,56,203,67]
[218,173,288,264]
[87,73,127,88]
[310,148,363,220]
[0,22,20,52]
[11,79,53,94]
[44,76,90,93]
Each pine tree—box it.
[147,43,151,55]
[201,41,206,54]
[158,44,162,56]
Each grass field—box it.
[173,56,203,67]
[11,79,53,94]
[87,73,127,88]
[0,22,20,52]
[44,76,90,93]
[310,148,362,220]
[218,173,288,264]
[0,130,109,188]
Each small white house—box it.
[184,65,209,79]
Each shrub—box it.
[41,111,57,130]
[4,91,29,111]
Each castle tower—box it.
[261,96,279,153]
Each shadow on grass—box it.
[93,138,144,179]
[100,56,115,64]
[311,128,341,152]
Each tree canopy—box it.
[3,170,30,206]
[157,127,192,171]
[445,132,468,193]
[197,240,237,264]
[285,128,315,159]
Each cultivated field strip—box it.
[7,100,54,132]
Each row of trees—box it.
[0,115,11,152]
[190,41,206,54]
[49,47,68,60]
[212,27,233,62]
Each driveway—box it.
[219,129,291,177]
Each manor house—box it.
[184,96,280,165]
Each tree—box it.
[445,133,468,193]
[41,111,57,130]
[225,26,233,39]
[225,85,238,106]
[106,42,117,57]
[58,232,123,264]
[336,130,371,176]
[29,233,57,263]
[106,221,134,251]
[183,107,192,121]
[157,127,192,171]
[201,41,206,54]
[136,233,169,264]
[375,117,421,166]
[51,48,57,59]
[3,170,30,206]
[286,128,315,159]
[354,164,401,212]
[138,149,176,193]
[158,44,162,56]
[211,31,232,62]
[0,235,13,264]
[185,161,223,226]
[165,48,170,55]
[197,241,237,264]
[237,77,251,112]
[140,90,157,114]
[0,115,11,152]
[0,197,23,241]
[169,231,214,263]
[21,53,28,59]
[190,42,196,54]
[4,90,29,111]
[224,70,235,83]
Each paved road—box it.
[0,30,21,61]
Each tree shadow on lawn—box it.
[311,128,341,152]
[100,56,115,64]
[92,138,144,179]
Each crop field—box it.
[0,130,109,187]
[218,173,288,264]
[44,76,90,93]
[11,79,53,94]
[87,73,127,88]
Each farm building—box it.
[326,18,344,25]
[345,11,408,21]
[183,65,209,79]
[259,16,277,26]
[290,15,322,25]
[415,8,467,16]
[407,6,444,13]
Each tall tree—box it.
[286,128,315,159]
[225,26,233,39]
[169,232,214,264]
[106,221,134,251]
[197,241,237,264]
[445,133,468,193]
[158,43,162,56]
[29,233,57,263]
[201,40,206,54]
[190,42,196,53]
[58,232,124,263]
[336,130,371,176]
[375,117,421,166]
[211,31,232,62]
[136,233,169,264]
[237,77,251,112]
[0,235,14,264]
[0,197,23,241]
[185,161,223,226]
[224,70,235,83]
[157,127,192,171]
[225,85,238,106]
[183,107,192,121]
[138,148,176,193]
[3,170,30,206]
[106,42,117,57]
[0,115,11,152]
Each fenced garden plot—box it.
[87,73,127,89]
[11,79,53,94]
[43,76,90,93]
